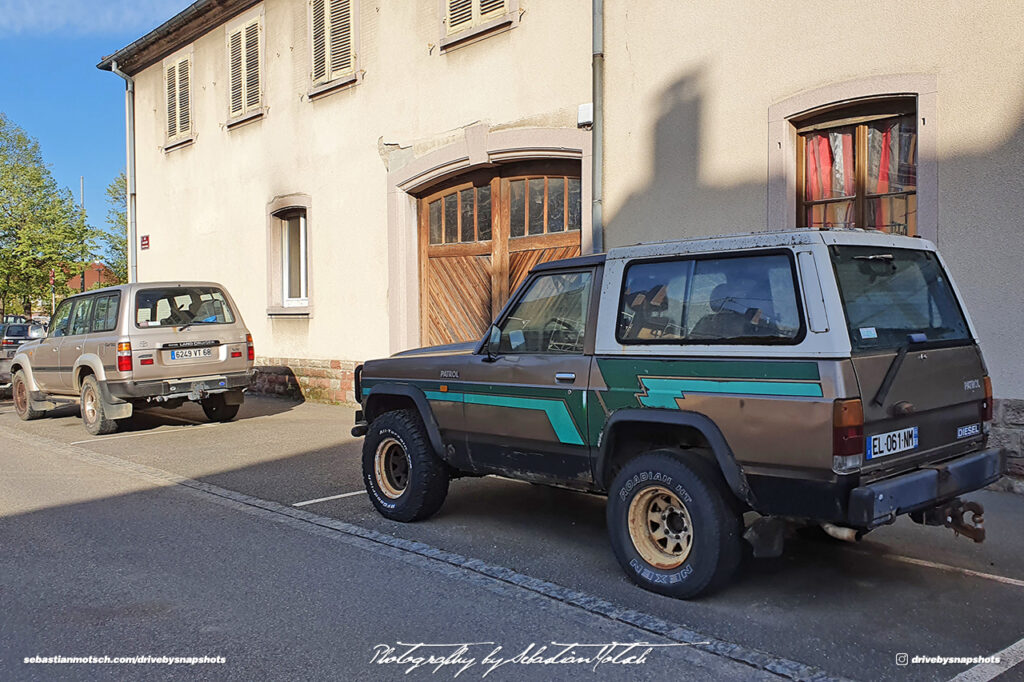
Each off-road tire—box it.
[12,370,45,421]
[201,393,241,422]
[606,448,743,599]
[80,375,118,436]
[362,409,449,522]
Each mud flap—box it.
[222,389,244,405]
[97,382,133,421]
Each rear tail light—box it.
[833,398,865,474]
[982,376,993,422]
[116,342,132,372]
[246,334,254,361]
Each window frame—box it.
[308,0,360,98]
[48,298,75,338]
[439,0,519,51]
[163,49,194,149]
[794,97,917,234]
[615,249,808,347]
[282,212,309,308]
[226,10,265,127]
[267,197,314,317]
[90,293,122,333]
[67,296,96,338]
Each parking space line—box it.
[851,549,1024,589]
[292,490,366,507]
[948,634,1024,681]
[144,413,206,425]
[70,423,219,446]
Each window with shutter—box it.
[228,17,262,119]
[165,56,192,143]
[311,0,354,87]
[445,0,510,38]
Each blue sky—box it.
[0,0,189,227]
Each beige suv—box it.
[10,282,254,435]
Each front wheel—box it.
[12,370,45,421]
[606,449,742,599]
[362,409,449,522]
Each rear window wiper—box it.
[872,333,929,407]
[853,253,894,261]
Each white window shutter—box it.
[177,57,191,135]
[229,30,244,116]
[328,0,352,77]
[448,0,472,31]
[479,0,505,17]
[244,20,261,111]
[166,64,178,138]
[311,0,327,83]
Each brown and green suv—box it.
[353,229,1006,598]
[10,282,254,435]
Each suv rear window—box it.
[830,246,971,352]
[5,324,28,337]
[135,287,236,328]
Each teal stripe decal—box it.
[637,377,822,407]
[424,390,584,446]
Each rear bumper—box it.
[847,447,1006,528]
[106,370,253,400]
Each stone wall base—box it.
[252,356,359,405]
[992,398,1024,480]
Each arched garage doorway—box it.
[418,159,582,346]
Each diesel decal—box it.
[957,423,981,439]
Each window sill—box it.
[163,136,194,153]
[227,108,266,131]
[308,72,361,101]
[267,305,312,318]
[440,14,517,52]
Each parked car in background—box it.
[354,229,1005,599]
[8,282,254,435]
[1,323,44,393]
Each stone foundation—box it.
[992,398,1024,479]
[252,356,359,405]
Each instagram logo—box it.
[895,653,909,666]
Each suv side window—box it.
[49,300,74,338]
[617,252,803,344]
[498,271,593,354]
[91,294,121,333]
[68,297,95,337]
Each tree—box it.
[0,112,97,317]
[102,171,128,283]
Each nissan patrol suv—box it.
[353,229,1006,598]
[10,282,254,435]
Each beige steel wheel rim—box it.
[374,437,410,499]
[82,384,98,424]
[627,485,694,569]
[13,377,28,415]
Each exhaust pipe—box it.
[821,523,862,543]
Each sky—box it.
[0,0,190,227]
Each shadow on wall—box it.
[604,67,1024,464]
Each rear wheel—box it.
[362,409,449,522]
[201,393,241,422]
[606,449,742,599]
[80,376,118,435]
[12,370,44,421]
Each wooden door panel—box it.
[508,245,581,297]
[425,254,493,345]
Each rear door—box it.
[830,245,985,478]
[129,285,249,382]
[58,296,97,390]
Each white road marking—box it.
[146,412,205,425]
[948,634,1024,681]
[70,423,219,445]
[291,490,367,507]
[852,549,1024,589]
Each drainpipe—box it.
[591,0,604,253]
[110,60,138,283]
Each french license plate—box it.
[867,426,919,459]
[170,348,214,360]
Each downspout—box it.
[109,60,138,283]
[590,0,604,253]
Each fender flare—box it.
[9,352,40,391]
[71,355,107,391]
[364,384,446,459]
[596,408,756,507]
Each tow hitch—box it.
[912,498,986,543]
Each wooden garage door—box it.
[419,161,582,346]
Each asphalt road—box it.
[1,394,1023,681]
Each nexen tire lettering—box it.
[629,558,694,584]
[618,472,673,501]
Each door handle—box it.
[52,347,59,352]
[555,372,576,382]
[75,346,82,350]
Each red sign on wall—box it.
[141,235,150,250]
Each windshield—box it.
[831,246,971,352]
[135,287,236,328]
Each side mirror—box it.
[484,324,501,362]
